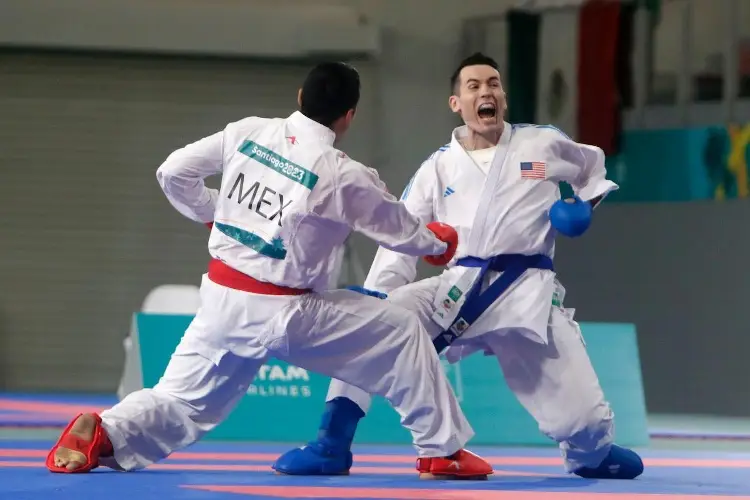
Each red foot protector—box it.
[46,413,113,473]
[416,449,494,480]
[423,222,458,266]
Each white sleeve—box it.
[156,131,223,223]
[363,159,437,293]
[335,160,447,258]
[553,136,619,203]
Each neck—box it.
[462,122,504,151]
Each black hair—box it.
[299,62,361,128]
[450,52,500,94]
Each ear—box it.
[448,95,461,113]
[297,88,303,107]
[345,108,356,125]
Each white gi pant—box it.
[99,274,473,471]
[326,274,614,472]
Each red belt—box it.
[207,259,311,296]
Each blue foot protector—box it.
[272,397,365,475]
[573,444,644,480]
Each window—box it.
[738,0,750,97]
[647,0,687,104]
[690,0,726,102]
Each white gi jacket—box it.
[363,122,618,345]
[156,111,447,292]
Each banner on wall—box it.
[606,124,750,202]
[133,313,649,447]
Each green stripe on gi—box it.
[238,140,318,190]
[215,222,287,260]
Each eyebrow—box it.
[465,77,500,85]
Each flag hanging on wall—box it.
[535,6,580,138]
[577,0,622,155]
[504,1,635,154]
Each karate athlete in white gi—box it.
[45,62,493,480]
[273,53,645,480]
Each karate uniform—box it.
[97,111,473,471]
[325,122,619,472]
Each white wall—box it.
[651,0,686,76]
[6,0,746,174]
[1,0,522,192]
[651,0,727,75]
[650,0,749,86]
[7,0,743,174]
[0,0,526,270]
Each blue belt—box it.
[432,254,554,354]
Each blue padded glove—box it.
[549,196,592,237]
[346,285,387,300]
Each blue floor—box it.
[3,440,750,499]
[2,393,750,498]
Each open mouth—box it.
[477,102,497,120]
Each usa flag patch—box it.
[520,161,546,179]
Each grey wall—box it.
[0,0,521,394]
[0,0,524,191]
[1,0,749,418]
[386,199,750,418]
[0,51,385,392]
[554,200,750,416]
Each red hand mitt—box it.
[423,222,458,266]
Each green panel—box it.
[137,314,649,446]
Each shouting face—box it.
[449,64,507,136]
